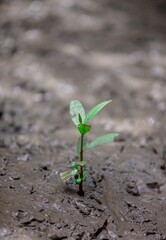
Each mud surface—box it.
[0,0,166,239]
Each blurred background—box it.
[0,0,166,144]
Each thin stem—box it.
[78,134,84,196]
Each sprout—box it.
[60,100,119,196]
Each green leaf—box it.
[87,133,119,148]
[77,135,87,155]
[83,169,88,175]
[83,175,87,181]
[84,100,112,123]
[78,114,82,124]
[75,178,82,185]
[77,124,91,135]
[70,100,85,126]
[71,169,78,177]
[73,161,86,167]
[60,170,73,182]
[83,169,88,181]
[72,162,79,170]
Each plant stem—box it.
[78,134,84,196]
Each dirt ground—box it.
[0,0,166,239]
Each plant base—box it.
[77,190,84,196]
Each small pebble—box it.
[17,153,30,161]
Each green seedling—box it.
[60,100,119,196]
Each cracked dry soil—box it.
[0,0,166,239]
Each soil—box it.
[0,0,166,239]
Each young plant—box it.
[60,100,119,196]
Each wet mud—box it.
[0,0,166,239]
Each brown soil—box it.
[0,0,166,239]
